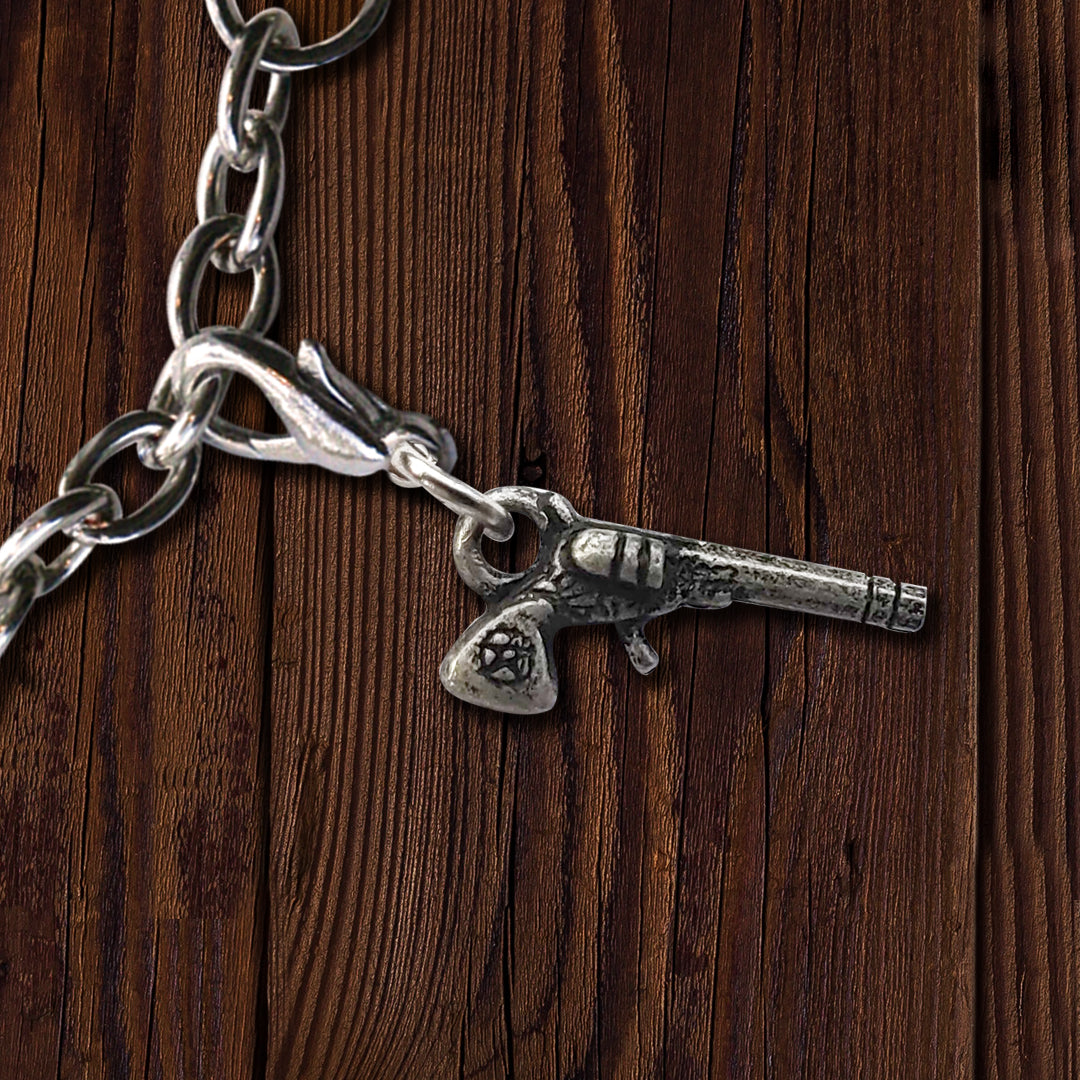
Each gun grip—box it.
[440,599,559,714]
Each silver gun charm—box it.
[441,487,927,714]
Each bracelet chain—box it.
[0,9,298,657]
[0,1,511,664]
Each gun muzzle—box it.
[681,543,927,632]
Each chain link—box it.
[0,560,42,660]
[0,1,489,665]
[59,413,203,545]
[166,214,282,347]
[198,113,286,272]
[142,373,224,469]
[0,8,301,661]
[205,0,392,73]
[0,486,122,594]
[216,9,297,165]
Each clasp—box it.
[152,328,456,477]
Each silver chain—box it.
[0,1,512,665]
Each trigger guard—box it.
[452,486,578,599]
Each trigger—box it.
[617,622,659,674]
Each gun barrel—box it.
[681,543,926,633]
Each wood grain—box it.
[0,2,270,1075]
[0,0,1070,1076]
[980,0,1080,1075]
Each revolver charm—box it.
[440,487,927,714]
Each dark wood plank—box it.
[0,0,1036,1075]
[645,0,979,1074]
[980,1,1080,1075]
[266,0,981,1076]
[0,1,269,1075]
[765,0,980,1071]
[265,1,530,1074]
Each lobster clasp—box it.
[152,328,457,477]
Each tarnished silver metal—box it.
[205,0,393,73]
[59,413,202,545]
[388,444,514,542]
[0,560,42,662]
[441,487,928,714]
[216,9,298,167]
[154,328,456,475]
[0,486,122,596]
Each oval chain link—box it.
[216,9,298,166]
[166,213,281,347]
[0,560,43,661]
[0,8,300,660]
[205,0,392,73]
[59,413,203,545]
[0,486,122,595]
[0,1,483,665]
[198,112,286,272]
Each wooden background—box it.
[0,0,1074,1075]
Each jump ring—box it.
[59,412,202,545]
[217,9,299,167]
[205,0,392,74]
[451,487,578,598]
[388,444,515,542]
[167,214,280,346]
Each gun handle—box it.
[440,599,560,714]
